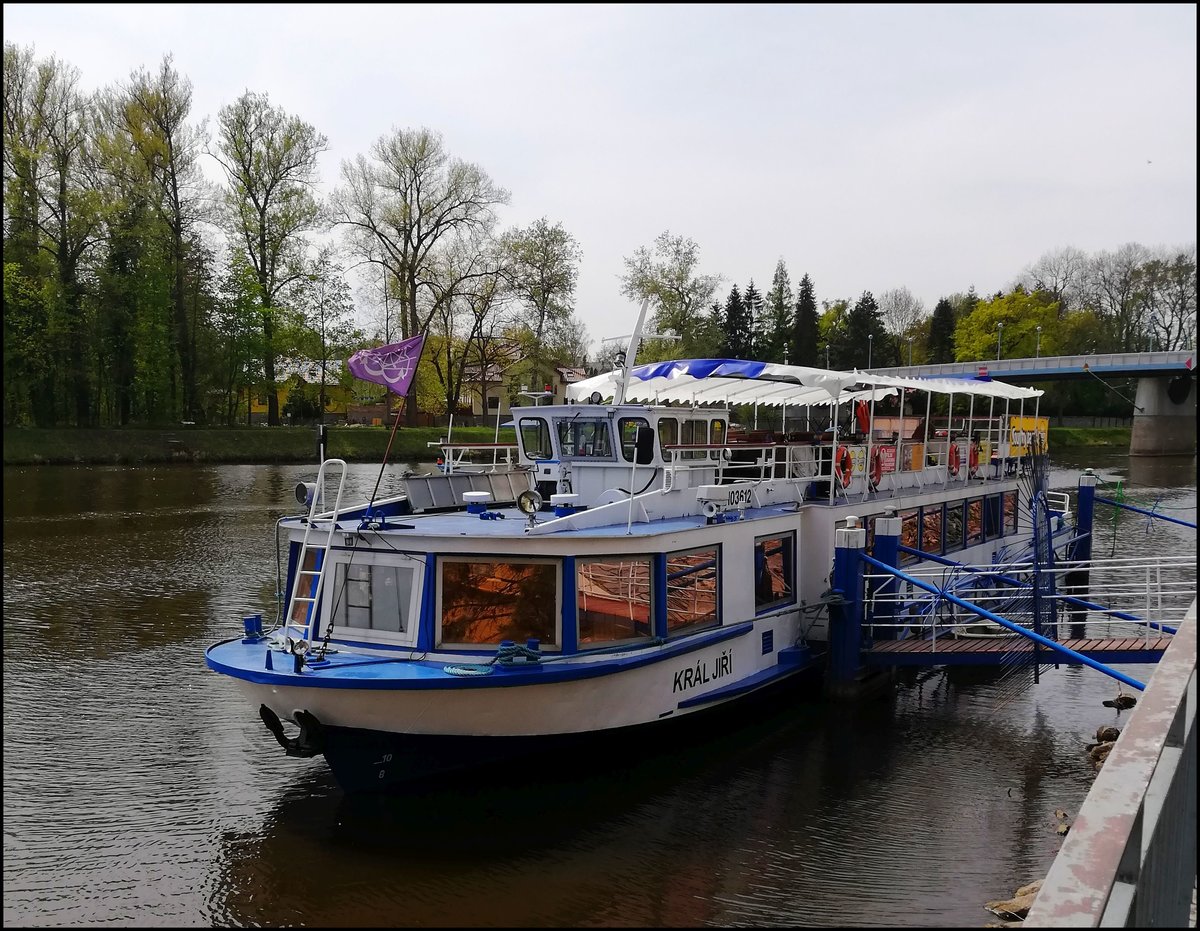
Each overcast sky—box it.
[6,3,1197,351]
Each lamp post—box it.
[867,334,873,370]
[907,335,914,367]
[1035,325,1041,359]
[996,322,1004,361]
[825,343,830,368]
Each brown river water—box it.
[3,451,1194,927]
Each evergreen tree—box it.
[762,260,793,362]
[742,279,764,356]
[722,285,752,359]
[837,291,891,370]
[792,273,820,367]
[927,297,956,363]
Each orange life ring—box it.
[968,442,980,477]
[836,445,854,487]
[948,441,961,476]
[869,446,884,488]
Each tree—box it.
[742,279,764,356]
[1023,246,1086,316]
[791,273,820,367]
[212,90,327,426]
[721,284,751,359]
[291,250,357,423]
[502,217,582,389]
[619,230,721,359]
[837,291,890,370]
[761,259,793,362]
[953,289,1060,362]
[927,297,956,363]
[98,55,209,420]
[1133,247,1196,352]
[1082,243,1151,352]
[878,286,925,336]
[333,126,509,424]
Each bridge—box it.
[869,350,1196,455]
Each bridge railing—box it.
[1025,598,1196,928]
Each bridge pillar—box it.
[1130,374,1196,456]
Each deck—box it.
[862,635,1172,666]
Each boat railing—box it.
[427,440,520,474]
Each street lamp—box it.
[996,322,1004,361]
[907,335,914,367]
[1035,325,1042,359]
[867,334,873,370]
[825,343,830,368]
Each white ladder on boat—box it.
[284,458,348,644]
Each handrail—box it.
[1095,495,1197,529]
[1026,598,1196,928]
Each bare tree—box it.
[620,230,721,358]
[878,286,926,336]
[1082,243,1152,351]
[1136,246,1197,351]
[332,127,509,424]
[1023,246,1087,315]
[210,90,327,425]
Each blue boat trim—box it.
[676,650,815,709]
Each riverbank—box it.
[2,425,1134,466]
[2,425,514,466]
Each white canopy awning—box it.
[567,359,1042,407]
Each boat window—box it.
[519,417,552,461]
[966,498,984,546]
[658,417,678,455]
[680,419,709,460]
[331,562,416,634]
[576,557,654,645]
[1003,491,1019,534]
[290,549,322,625]
[898,509,920,566]
[922,506,944,555]
[709,419,727,460]
[984,494,1003,539]
[666,546,720,636]
[438,558,558,648]
[556,417,615,459]
[754,532,795,612]
[618,417,650,463]
[945,502,965,553]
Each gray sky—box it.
[6,3,1197,351]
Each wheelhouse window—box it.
[754,532,795,612]
[1003,490,1019,534]
[331,561,418,635]
[680,418,710,460]
[439,558,558,647]
[899,509,920,566]
[556,418,614,459]
[577,557,653,645]
[666,546,720,636]
[519,417,552,461]
[966,498,984,546]
[945,502,965,552]
[658,417,679,454]
[618,417,650,463]
[921,506,944,555]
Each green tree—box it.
[953,289,1060,362]
[212,90,327,426]
[837,291,889,370]
[791,273,820,367]
[742,279,764,356]
[721,284,750,358]
[619,230,721,359]
[762,259,793,362]
[927,297,956,363]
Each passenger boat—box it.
[205,306,1060,792]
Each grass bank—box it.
[4,424,1132,466]
[2,425,514,466]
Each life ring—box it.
[869,446,884,489]
[968,443,980,477]
[835,445,854,488]
[947,441,961,476]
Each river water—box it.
[3,451,1195,927]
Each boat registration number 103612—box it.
[727,488,753,506]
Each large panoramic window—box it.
[899,509,920,566]
[945,502,965,553]
[666,546,720,636]
[754,532,795,612]
[439,558,558,647]
[1003,490,1019,535]
[922,506,944,555]
[331,561,418,635]
[576,557,654,645]
[966,498,984,546]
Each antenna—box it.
[614,298,650,406]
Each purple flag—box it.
[346,334,426,396]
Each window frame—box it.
[325,551,425,647]
[436,555,561,650]
[664,544,722,637]
[754,531,796,614]
[575,554,656,647]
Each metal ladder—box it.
[283,458,348,644]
